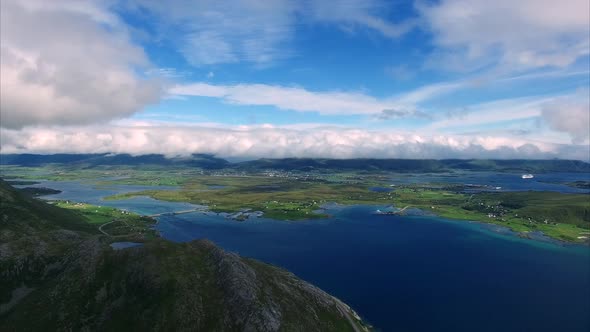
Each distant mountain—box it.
[0,153,229,169]
[0,153,101,166]
[0,180,366,331]
[235,158,590,173]
[1,153,589,173]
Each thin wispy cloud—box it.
[125,0,417,66]
[427,91,590,146]
[169,82,431,117]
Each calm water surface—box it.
[25,177,590,332]
[15,180,200,215]
[157,206,590,332]
[391,172,590,193]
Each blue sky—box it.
[1,0,589,159]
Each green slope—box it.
[0,180,368,331]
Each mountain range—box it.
[1,154,589,173]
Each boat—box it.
[521,174,534,179]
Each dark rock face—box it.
[0,180,367,331]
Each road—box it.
[332,297,366,332]
[397,205,411,214]
[147,208,200,217]
[98,219,116,236]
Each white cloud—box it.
[145,67,189,78]
[0,0,161,129]
[427,92,590,145]
[169,81,458,117]
[302,0,416,38]
[127,0,297,66]
[182,31,239,65]
[419,0,590,70]
[541,92,590,144]
[393,81,463,105]
[2,123,587,160]
[427,97,549,131]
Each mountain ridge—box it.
[0,180,367,331]
[2,153,589,173]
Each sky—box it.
[1,0,589,160]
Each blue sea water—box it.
[14,180,201,215]
[21,175,590,332]
[369,186,393,192]
[390,172,590,193]
[156,206,590,332]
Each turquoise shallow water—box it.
[26,177,590,332]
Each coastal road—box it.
[332,297,365,332]
[147,208,200,218]
[98,220,116,236]
[397,205,411,214]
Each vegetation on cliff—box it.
[0,180,367,331]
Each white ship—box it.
[521,174,534,179]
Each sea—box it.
[15,172,590,332]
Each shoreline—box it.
[20,177,590,246]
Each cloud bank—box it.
[2,124,587,160]
[0,0,161,129]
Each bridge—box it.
[374,205,411,216]
[147,209,201,218]
[396,205,411,214]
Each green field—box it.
[106,175,395,220]
[54,201,158,240]
[391,188,590,242]
[2,164,589,243]
[107,176,589,243]
[0,164,193,186]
